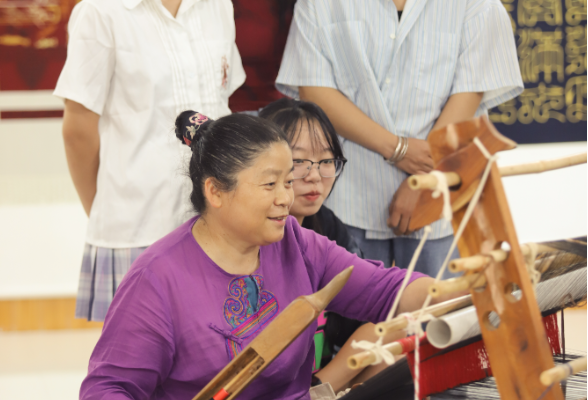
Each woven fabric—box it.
[75,243,147,321]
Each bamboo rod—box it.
[429,273,486,298]
[375,295,472,337]
[500,152,587,177]
[540,357,587,386]
[409,152,587,191]
[347,341,404,369]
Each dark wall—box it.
[489,0,587,143]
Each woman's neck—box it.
[162,0,181,18]
[192,216,260,275]
[393,0,407,11]
[294,214,305,226]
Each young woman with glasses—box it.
[260,99,406,392]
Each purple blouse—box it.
[80,216,426,400]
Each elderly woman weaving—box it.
[80,112,442,400]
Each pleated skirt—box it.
[75,243,147,322]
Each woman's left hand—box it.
[387,178,421,235]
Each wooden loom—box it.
[391,116,584,399]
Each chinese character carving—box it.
[565,26,587,75]
[565,76,587,122]
[565,0,587,25]
[518,83,567,123]
[518,28,565,83]
[489,99,519,125]
[518,0,564,27]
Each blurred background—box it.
[0,0,586,399]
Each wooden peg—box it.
[448,243,555,273]
[408,172,461,190]
[540,357,587,386]
[347,341,405,369]
[348,334,426,370]
[429,273,487,298]
[449,245,525,273]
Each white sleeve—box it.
[227,42,246,96]
[53,2,115,115]
[275,0,338,99]
[450,0,524,110]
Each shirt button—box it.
[385,78,391,84]
[390,33,396,39]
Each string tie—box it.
[402,313,423,337]
[430,170,453,223]
[351,337,396,365]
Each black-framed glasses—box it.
[292,158,347,179]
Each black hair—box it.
[259,98,346,234]
[259,98,345,163]
[175,111,288,214]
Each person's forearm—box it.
[430,92,484,133]
[299,86,399,159]
[62,100,100,216]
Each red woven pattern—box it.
[406,314,561,399]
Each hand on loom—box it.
[387,179,421,235]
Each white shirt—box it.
[54,0,245,248]
[276,0,523,240]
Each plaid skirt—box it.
[75,243,147,322]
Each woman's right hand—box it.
[394,137,434,175]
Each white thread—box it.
[351,337,396,365]
[430,170,453,223]
[402,313,423,400]
[385,226,433,322]
[473,137,492,159]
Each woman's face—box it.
[216,142,295,246]
[289,123,336,222]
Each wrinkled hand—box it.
[387,178,422,236]
[394,138,434,175]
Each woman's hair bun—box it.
[174,110,213,148]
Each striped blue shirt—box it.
[276,0,523,240]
